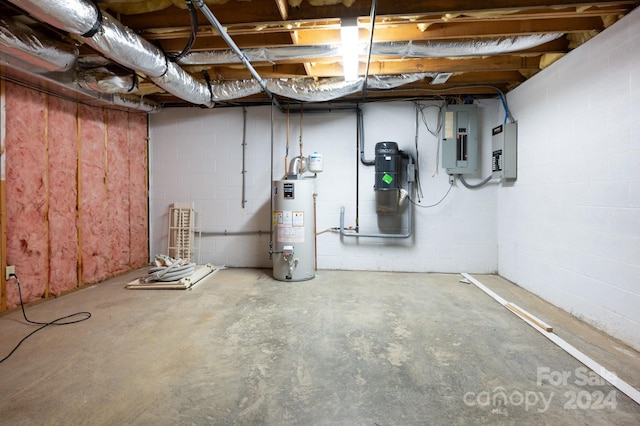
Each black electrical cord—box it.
[81,0,103,38]
[167,0,198,62]
[202,70,214,104]
[0,275,91,364]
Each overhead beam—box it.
[117,2,637,28]
[306,56,542,77]
[116,4,285,29]
[135,4,629,41]
[286,0,639,21]
[294,17,604,45]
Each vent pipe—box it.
[193,0,281,110]
[7,0,214,107]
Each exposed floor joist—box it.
[0,0,637,107]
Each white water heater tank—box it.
[272,179,315,281]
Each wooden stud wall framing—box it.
[44,95,50,299]
[1,79,6,311]
[0,81,149,311]
[76,105,83,290]
[0,179,5,311]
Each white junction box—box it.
[5,265,16,280]
[492,121,517,179]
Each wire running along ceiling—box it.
[0,0,638,109]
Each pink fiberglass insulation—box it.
[79,104,109,285]
[47,96,79,295]
[2,83,150,311]
[128,112,148,267]
[4,83,48,308]
[106,109,130,275]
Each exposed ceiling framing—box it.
[0,0,638,109]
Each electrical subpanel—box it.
[491,121,517,179]
[441,105,478,175]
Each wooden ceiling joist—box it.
[1,0,635,106]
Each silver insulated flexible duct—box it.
[179,34,562,65]
[3,1,564,106]
[7,0,214,107]
[0,16,78,72]
[0,15,156,111]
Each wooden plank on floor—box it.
[462,272,640,406]
[505,301,553,332]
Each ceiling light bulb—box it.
[340,19,359,81]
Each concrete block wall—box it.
[149,100,500,273]
[499,8,640,350]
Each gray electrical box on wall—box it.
[441,105,478,175]
[491,121,517,179]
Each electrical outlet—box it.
[449,174,455,185]
[5,265,15,280]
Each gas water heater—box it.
[272,179,315,281]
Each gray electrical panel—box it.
[491,121,517,179]
[441,105,478,175]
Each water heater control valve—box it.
[283,246,294,257]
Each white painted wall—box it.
[499,8,640,350]
[149,99,500,273]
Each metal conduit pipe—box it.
[8,0,214,107]
[241,107,247,208]
[193,0,282,111]
[269,99,275,258]
[202,230,270,236]
[362,0,378,97]
[358,108,375,166]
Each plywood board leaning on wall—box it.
[1,81,149,310]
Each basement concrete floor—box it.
[1,268,639,425]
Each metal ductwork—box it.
[7,0,214,108]
[371,34,563,58]
[2,1,564,108]
[75,60,137,94]
[0,16,78,72]
[0,15,156,111]
[177,33,562,66]
[0,60,158,112]
[193,0,278,108]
